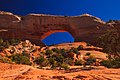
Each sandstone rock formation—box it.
[0,11,117,45]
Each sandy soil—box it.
[0,63,120,80]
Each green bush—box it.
[61,63,69,70]
[52,48,60,53]
[101,60,112,68]
[86,42,91,46]
[45,49,53,55]
[48,57,57,68]
[48,57,56,65]
[0,38,3,44]
[40,59,49,67]
[0,46,5,51]
[55,55,64,63]
[75,60,83,66]
[69,47,79,54]
[2,41,10,48]
[73,48,79,54]
[34,56,45,65]
[101,58,120,68]
[0,55,12,63]
[0,38,20,51]
[64,58,73,66]
[97,29,120,59]
[60,49,67,58]
[11,53,31,65]
[85,52,91,56]
[9,39,20,46]
[34,56,50,67]
[86,57,96,65]
[77,45,84,50]
[20,56,31,65]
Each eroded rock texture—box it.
[0,11,117,45]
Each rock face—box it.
[0,11,117,45]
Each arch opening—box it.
[41,30,74,46]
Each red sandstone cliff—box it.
[0,11,117,45]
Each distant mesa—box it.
[0,11,119,46]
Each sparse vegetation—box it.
[11,53,31,65]
[34,56,45,65]
[85,52,91,56]
[0,55,12,63]
[34,56,49,67]
[0,38,20,51]
[77,45,84,50]
[101,58,120,68]
[61,63,69,70]
[97,29,120,68]
[86,42,91,46]
[75,60,83,66]
[1,37,118,70]
[85,56,96,65]
[0,39,99,70]
[97,29,120,58]
[69,47,79,54]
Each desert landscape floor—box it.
[0,63,120,80]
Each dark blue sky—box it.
[0,0,120,21]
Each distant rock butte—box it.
[0,11,118,45]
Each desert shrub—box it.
[60,49,68,58]
[0,55,12,63]
[77,45,84,50]
[34,56,50,67]
[101,60,112,68]
[0,38,3,44]
[86,42,91,46]
[2,41,10,48]
[69,47,79,54]
[40,59,49,67]
[97,29,120,59]
[85,52,91,56]
[0,38,20,51]
[45,49,53,55]
[22,51,30,57]
[20,56,31,65]
[0,46,5,51]
[85,57,96,65]
[48,57,57,69]
[55,55,64,63]
[34,56,45,65]
[61,63,69,70]
[48,57,56,65]
[73,48,79,54]
[75,60,83,66]
[11,54,20,64]
[9,39,20,46]
[97,29,120,68]
[11,53,31,65]
[101,58,120,68]
[52,48,60,53]
[64,58,73,66]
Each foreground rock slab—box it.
[0,63,120,80]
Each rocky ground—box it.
[0,63,120,80]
